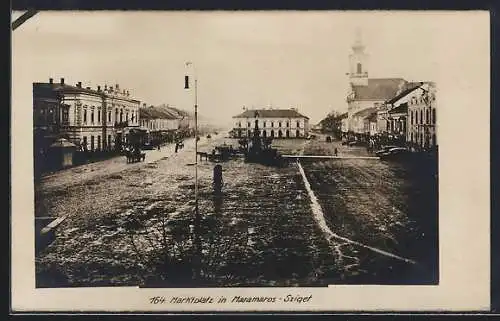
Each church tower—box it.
[349,29,369,86]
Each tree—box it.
[319,110,344,138]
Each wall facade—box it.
[407,85,437,149]
[233,117,309,138]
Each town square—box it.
[16,11,439,287]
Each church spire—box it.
[348,28,369,86]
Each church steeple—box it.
[349,28,369,86]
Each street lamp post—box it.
[185,62,201,280]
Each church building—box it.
[346,31,413,139]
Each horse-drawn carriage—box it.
[124,148,146,163]
[197,144,239,163]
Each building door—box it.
[270,130,274,138]
[115,133,123,150]
[296,130,300,138]
[97,135,101,151]
[286,130,290,138]
[278,130,283,138]
[90,136,95,151]
[82,136,88,151]
[262,130,267,138]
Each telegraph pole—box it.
[195,78,198,217]
[185,62,201,280]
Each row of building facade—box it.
[231,108,310,139]
[340,34,437,150]
[33,78,194,156]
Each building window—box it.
[120,109,123,123]
[357,63,362,74]
[238,122,241,127]
[91,110,95,123]
[82,136,88,151]
[279,122,282,127]
[115,109,118,123]
[420,110,423,125]
[247,122,250,127]
[286,122,289,127]
[271,122,274,128]
[108,111,111,122]
[263,121,266,127]
[297,121,300,128]
[98,109,101,123]
[97,135,101,150]
[90,135,95,151]
[83,109,87,123]
[126,112,129,122]
[62,107,69,123]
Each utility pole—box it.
[185,62,201,280]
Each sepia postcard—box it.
[11,10,490,312]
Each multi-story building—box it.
[102,84,141,150]
[407,82,437,149]
[33,78,140,153]
[232,108,309,138]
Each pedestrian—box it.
[334,147,338,157]
[157,143,160,151]
[175,143,178,153]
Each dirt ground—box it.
[35,135,438,287]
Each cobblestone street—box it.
[36,136,438,287]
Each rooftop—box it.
[353,107,377,118]
[389,102,408,115]
[33,81,140,102]
[233,108,309,119]
[140,106,182,120]
[385,82,424,104]
[351,78,408,101]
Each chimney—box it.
[115,84,119,90]
[77,82,82,88]
[60,78,65,85]
[104,84,108,90]
[97,85,101,92]
[49,78,53,84]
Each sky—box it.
[12,11,467,126]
